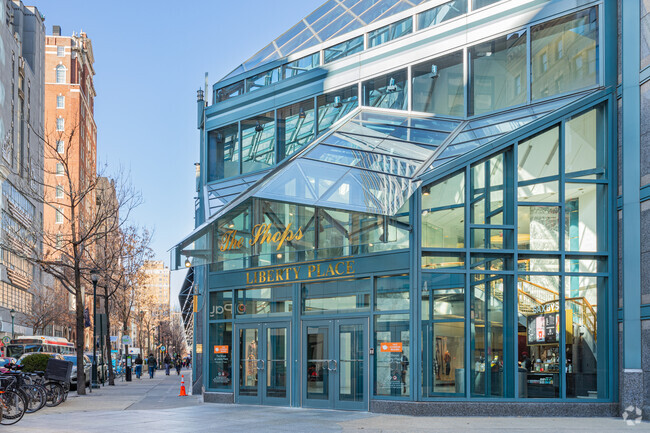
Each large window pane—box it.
[278,99,315,159]
[418,0,467,30]
[422,207,465,248]
[565,276,603,398]
[282,53,320,80]
[470,31,527,115]
[422,321,464,395]
[518,275,560,398]
[518,206,560,251]
[324,35,364,64]
[565,107,605,176]
[363,69,408,111]
[209,290,233,320]
[412,51,464,116]
[317,85,358,134]
[518,127,559,182]
[208,124,239,181]
[242,112,275,173]
[246,67,281,93]
[375,275,409,311]
[471,153,505,225]
[236,285,292,317]
[565,183,606,252]
[473,0,501,10]
[216,80,245,102]
[374,314,410,397]
[302,277,371,314]
[422,273,465,321]
[368,17,413,48]
[531,8,599,100]
[209,323,233,390]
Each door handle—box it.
[328,359,338,372]
[257,359,265,370]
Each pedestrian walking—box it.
[147,353,157,379]
[134,354,143,379]
[175,355,182,375]
[164,353,172,375]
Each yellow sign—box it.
[219,223,304,252]
[246,260,355,285]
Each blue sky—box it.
[28,0,325,306]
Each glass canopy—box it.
[223,0,434,80]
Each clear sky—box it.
[27,0,326,307]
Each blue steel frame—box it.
[193,0,622,407]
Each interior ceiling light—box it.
[430,64,438,79]
[386,78,397,92]
[299,107,306,119]
[255,121,264,132]
[184,258,191,268]
[333,96,343,108]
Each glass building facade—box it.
[174,0,650,417]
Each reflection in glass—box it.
[216,81,245,102]
[518,127,559,181]
[267,327,288,398]
[565,108,605,176]
[368,17,413,48]
[303,278,371,314]
[470,275,505,397]
[324,36,364,64]
[531,8,598,100]
[471,153,505,225]
[518,181,559,203]
[246,68,281,93]
[236,285,292,316]
[278,99,315,158]
[317,85,358,134]
[209,323,232,390]
[363,69,408,111]
[422,207,465,248]
[418,0,467,30]
[422,253,465,270]
[239,327,259,396]
[470,31,527,115]
[375,275,409,311]
[209,291,233,320]
[518,256,560,273]
[339,324,364,402]
[423,322,464,395]
[422,273,465,321]
[242,112,276,173]
[374,314,410,397]
[565,276,602,398]
[518,206,560,251]
[282,53,320,80]
[473,0,501,10]
[412,51,464,116]
[208,124,239,181]
[306,325,329,400]
[470,254,513,271]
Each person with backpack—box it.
[134,354,143,379]
[164,353,172,375]
[147,353,157,379]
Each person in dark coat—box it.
[147,353,157,378]
[164,354,172,375]
[134,354,143,379]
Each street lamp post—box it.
[90,269,100,389]
[10,309,16,339]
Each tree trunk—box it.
[75,282,86,395]
[104,292,115,386]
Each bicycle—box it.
[0,376,27,425]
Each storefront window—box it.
[422,273,465,396]
[470,31,527,115]
[302,277,371,314]
[242,112,276,174]
[209,290,233,320]
[363,69,408,111]
[565,276,603,398]
[531,8,598,100]
[278,99,315,159]
[236,285,293,316]
[375,275,409,311]
[412,51,464,117]
[374,314,410,397]
[517,275,560,398]
[209,323,233,390]
[317,85,358,134]
[208,123,239,182]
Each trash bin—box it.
[455,368,464,394]
[518,368,528,398]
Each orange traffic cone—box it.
[178,374,187,397]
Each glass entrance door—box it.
[302,318,368,410]
[236,322,290,405]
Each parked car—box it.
[63,354,91,390]
[84,353,108,383]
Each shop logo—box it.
[219,223,304,252]
[622,406,643,426]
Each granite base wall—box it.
[370,400,619,417]
[203,392,235,404]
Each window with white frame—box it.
[55,185,64,199]
[56,140,64,153]
[57,95,64,108]
[56,233,63,249]
[56,118,64,131]
[56,163,64,176]
[55,65,66,84]
[57,46,65,57]
[55,207,64,224]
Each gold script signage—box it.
[246,260,355,285]
[220,223,304,252]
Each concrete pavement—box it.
[9,369,650,432]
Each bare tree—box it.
[18,277,71,335]
[1,122,142,395]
